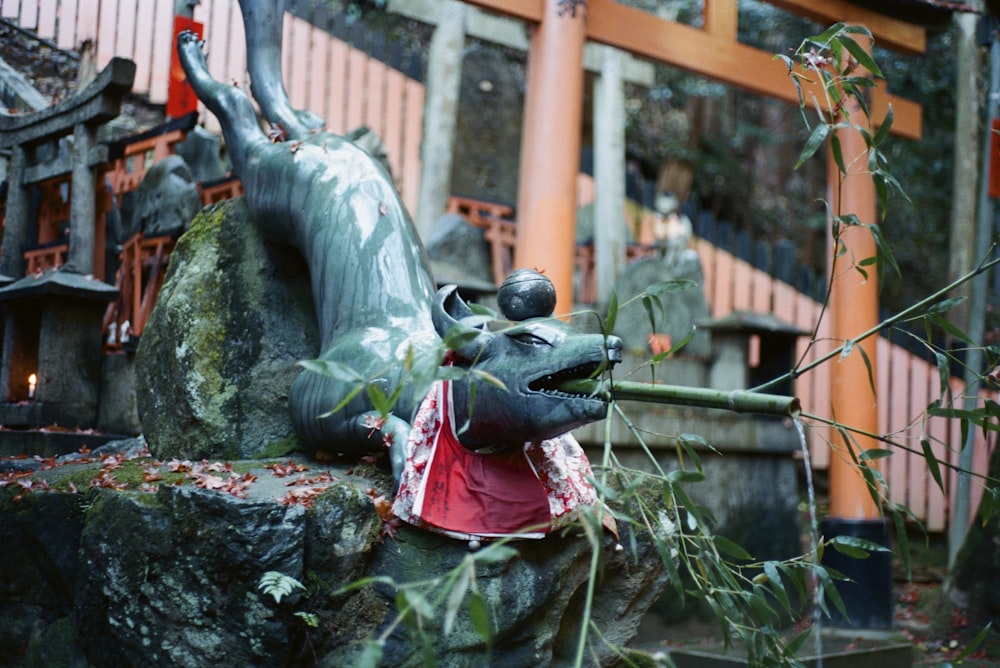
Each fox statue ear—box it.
[433,285,492,360]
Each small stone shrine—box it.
[0,58,133,435]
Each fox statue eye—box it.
[511,332,550,347]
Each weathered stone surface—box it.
[135,197,319,460]
[425,212,494,288]
[114,154,202,242]
[0,463,668,667]
[612,252,712,359]
[77,485,307,667]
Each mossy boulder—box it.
[0,453,670,667]
[135,197,318,460]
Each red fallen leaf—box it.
[202,461,232,473]
[79,444,91,454]
[310,470,336,484]
[364,487,402,541]
[214,476,251,499]
[139,482,158,493]
[89,472,127,490]
[285,473,313,487]
[266,460,308,477]
[195,474,227,490]
[379,517,402,541]
[101,454,124,470]
[34,455,57,470]
[279,486,323,508]
[142,466,163,483]
[167,459,193,473]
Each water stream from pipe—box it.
[794,416,824,667]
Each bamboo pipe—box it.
[556,379,800,417]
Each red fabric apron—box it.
[392,380,599,541]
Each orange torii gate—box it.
[462,0,926,629]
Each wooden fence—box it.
[2,0,994,533]
[695,234,994,534]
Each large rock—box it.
[0,458,669,667]
[135,197,318,460]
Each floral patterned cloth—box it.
[392,380,600,541]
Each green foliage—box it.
[331,541,518,663]
[258,571,306,604]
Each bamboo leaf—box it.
[859,448,893,461]
[472,544,518,564]
[892,505,912,581]
[981,487,996,527]
[468,590,493,646]
[605,289,619,334]
[873,104,893,146]
[797,122,830,168]
[668,469,706,484]
[469,368,508,392]
[443,566,471,636]
[319,383,365,418]
[829,132,846,174]
[400,588,435,620]
[920,438,945,493]
[840,34,882,77]
[955,622,993,662]
[763,561,790,610]
[355,639,385,668]
[366,384,391,416]
[813,22,847,45]
[642,294,658,334]
[815,566,850,621]
[714,535,752,560]
[927,312,975,346]
[856,343,877,396]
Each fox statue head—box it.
[432,279,623,450]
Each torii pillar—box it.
[514,0,587,317]
[822,90,892,628]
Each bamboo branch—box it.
[558,379,800,417]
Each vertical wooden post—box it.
[827,109,880,521]
[514,0,587,317]
[593,44,627,307]
[415,1,466,240]
[822,64,893,628]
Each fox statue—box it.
[176,1,621,539]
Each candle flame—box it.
[28,373,36,385]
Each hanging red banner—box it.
[167,16,204,120]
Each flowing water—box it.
[794,416,824,667]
